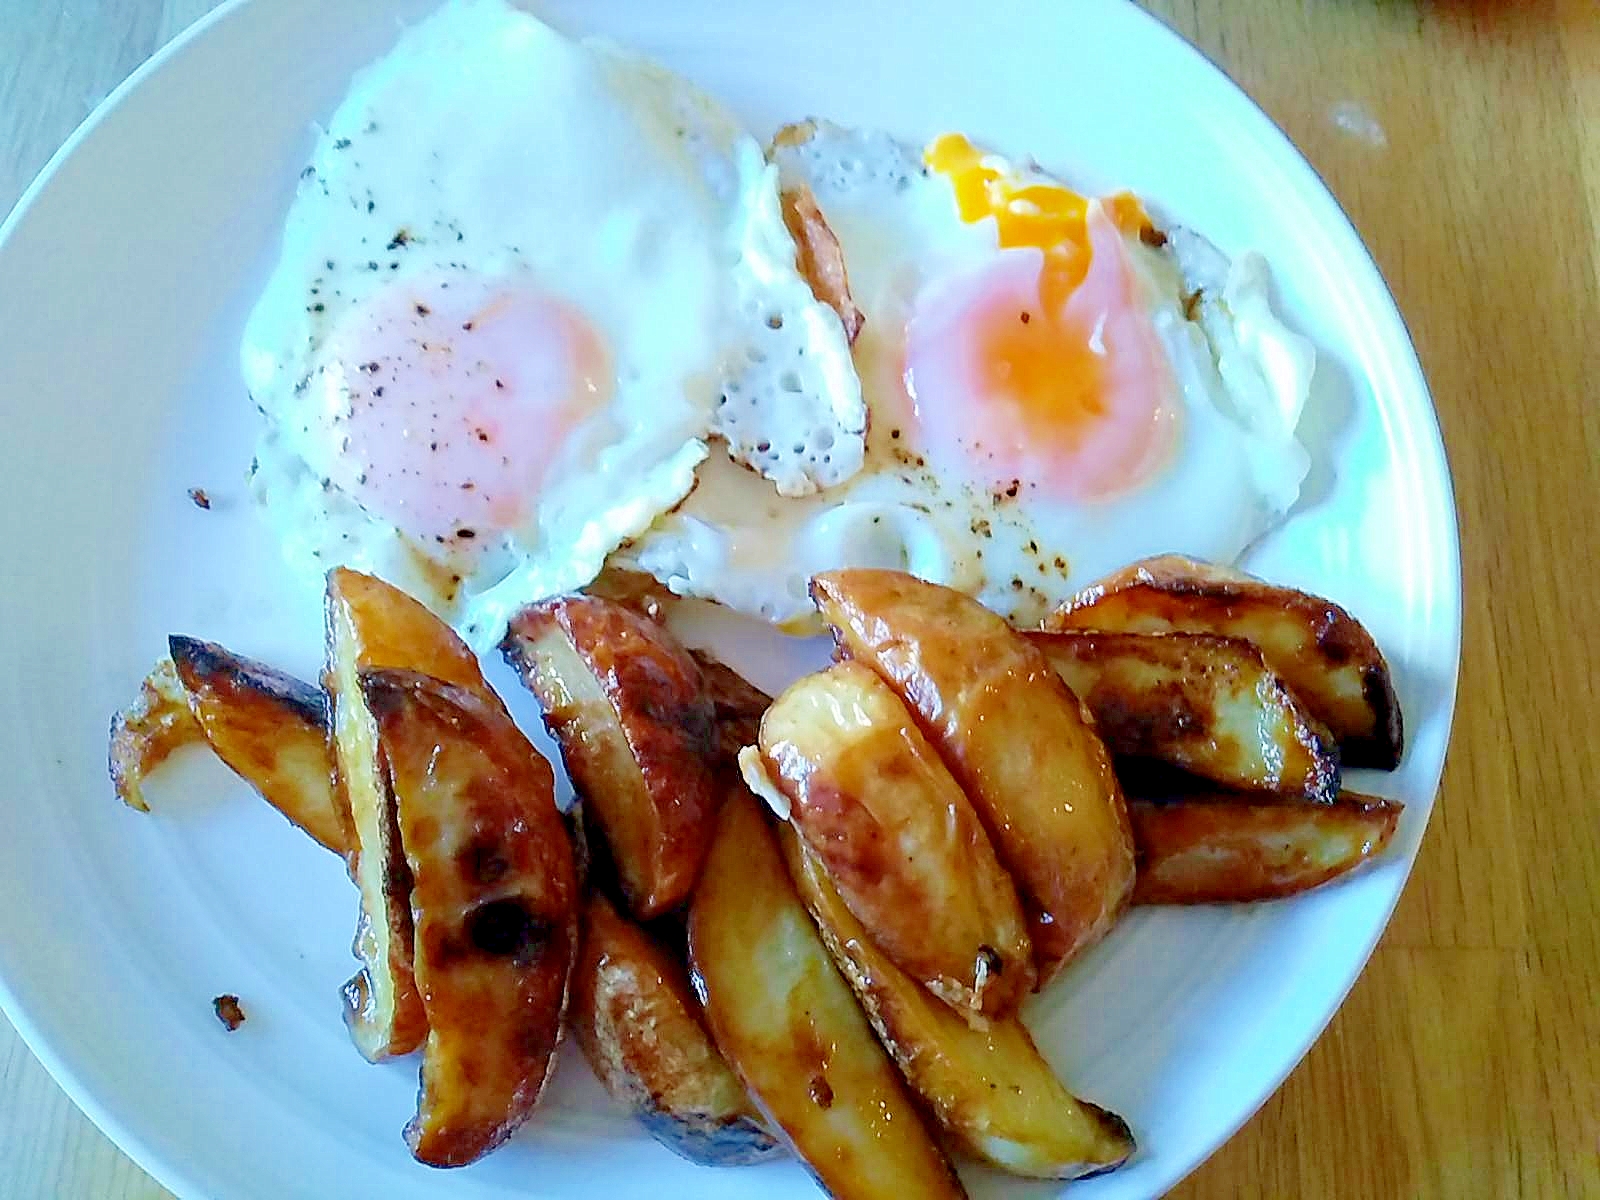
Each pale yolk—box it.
[908,134,1176,500]
[315,274,608,545]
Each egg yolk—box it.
[315,273,608,545]
[907,134,1176,500]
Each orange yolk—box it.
[925,132,1153,311]
[973,290,1109,430]
[911,134,1174,500]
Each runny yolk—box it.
[972,284,1109,430]
[916,134,1174,500]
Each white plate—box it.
[0,2,1460,1197]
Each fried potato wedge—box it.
[573,892,782,1166]
[688,790,966,1200]
[502,596,718,919]
[167,636,345,855]
[754,662,1034,1021]
[691,650,772,766]
[326,567,493,1061]
[1129,793,1402,904]
[365,669,578,1167]
[585,565,676,624]
[779,825,1134,1179]
[109,657,203,811]
[812,569,1135,985]
[327,566,493,701]
[1049,555,1403,768]
[1028,630,1341,802]
[781,182,864,343]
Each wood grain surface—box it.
[2,2,1597,1198]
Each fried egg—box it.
[623,121,1313,628]
[242,2,863,648]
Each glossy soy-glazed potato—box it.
[571,892,783,1166]
[366,670,579,1167]
[754,660,1035,1021]
[1048,554,1403,769]
[778,824,1135,1180]
[688,789,969,1200]
[810,568,1136,984]
[1027,629,1341,801]
[501,595,719,919]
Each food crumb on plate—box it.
[212,994,246,1031]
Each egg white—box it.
[242,2,864,648]
[622,121,1314,629]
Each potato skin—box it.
[690,649,772,767]
[757,661,1034,1021]
[365,670,578,1168]
[502,596,718,919]
[325,567,492,704]
[326,567,491,1062]
[108,656,203,812]
[778,825,1135,1180]
[1128,792,1402,904]
[572,892,782,1166]
[1029,630,1341,802]
[168,636,345,855]
[1049,555,1403,769]
[688,789,967,1200]
[780,182,864,343]
[811,569,1135,986]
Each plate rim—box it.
[1115,3,1463,1187]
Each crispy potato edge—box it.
[573,892,783,1166]
[364,668,578,1167]
[778,824,1136,1180]
[168,635,346,854]
[1129,792,1403,904]
[1051,554,1403,769]
[688,789,968,1199]
[108,657,203,812]
[501,596,719,918]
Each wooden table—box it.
[3,3,1597,1197]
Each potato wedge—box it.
[754,662,1034,1021]
[688,789,966,1200]
[1129,793,1402,904]
[812,569,1135,984]
[585,565,676,624]
[167,636,345,855]
[573,891,782,1166]
[781,182,864,343]
[501,596,717,919]
[326,566,493,1061]
[365,669,578,1167]
[778,825,1134,1179]
[691,650,771,767]
[1049,554,1403,768]
[1028,630,1341,802]
[109,657,204,812]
